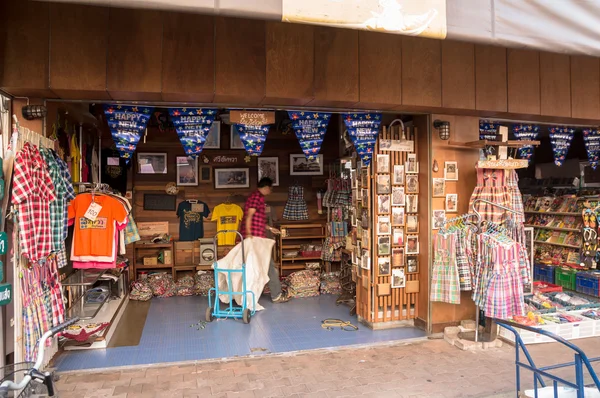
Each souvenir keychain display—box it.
[581,207,598,269]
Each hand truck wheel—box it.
[205,307,214,322]
[242,308,251,324]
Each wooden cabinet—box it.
[277,223,325,274]
[133,242,175,279]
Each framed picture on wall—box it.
[176,156,198,186]
[392,207,405,226]
[444,161,458,181]
[376,175,391,194]
[392,248,404,268]
[406,195,418,214]
[406,175,419,194]
[214,168,250,189]
[432,178,445,197]
[378,257,391,276]
[392,228,404,246]
[204,121,221,149]
[230,125,245,149]
[391,268,406,288]
[393,165,405,185]
[432,209,446,230]
[377,216,391,235]
[361,168,369,187]
[376,154,390,173]
[377,195,391,214]
[378,236,391,256]
[361,250,371,270]
[257,157,279,186]
[445,194,458,212]
[407,256,419,274]
[391,187,405,206]
[406,214,419,233]
[199,165,212,183]
[137,153,167,174]
[406,153,419,174]
[290,154,324,175]
[406,235,419,255]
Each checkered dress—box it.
[283,185,309,221]
[430,233,461,304]
[456,230,472,291]
[468,169,511,224]
[505,170,525,223]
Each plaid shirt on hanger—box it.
[12,143,57,263]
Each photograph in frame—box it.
[214,168,250,189]
[176,156,198,186]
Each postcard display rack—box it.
[351,124,420,324]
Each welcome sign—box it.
[169,108,218,157]
[288,111,332,160]
[104,105,153,162]
[343,113,382,167]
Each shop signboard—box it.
[379,139,414,152]
[230,111,275,126]
[282,0,447,39]
[0,283,12,306]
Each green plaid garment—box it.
[430,233,461,304]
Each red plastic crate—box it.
[533,281,563,294]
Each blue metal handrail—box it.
[493,318,600,398]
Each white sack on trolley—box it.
[213,237,275,311]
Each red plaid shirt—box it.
[240,191,267,238]
[12,143,57,262]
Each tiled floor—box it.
[55,295,426,372]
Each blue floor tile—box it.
[56,295,426,371]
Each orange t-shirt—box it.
[68,194,128,258]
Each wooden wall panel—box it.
[0,1,54,97]
[161,12,215,103]
[106,8,163,101]
[442,41,475,110]
[475,45,508,112]
[540,53,571,117]
[401,37,442,107]
[507,49,541,115]
[215,17,266,105]
[49,3,110,99]
[358,31,402,109]
[571,55,600,120]
[264,22,314,106]
[311,27,359,107]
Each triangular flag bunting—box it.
[513,124,539,163]
[549,126,575,166]
[342,113,382,167]
[104,104,153,162]
[479,120,501,141]
[584,128,600,170]
[288,111,331,160]
[169,108,218,157]
[235,124,270,156]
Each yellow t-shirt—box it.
[211,203,243,245]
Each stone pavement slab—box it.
[55,336,600,398]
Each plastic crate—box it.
[555,310,596,340]
[554,267,577,291]
[576,272,600,298]
[534,263,555,284]
[573,309,600,337]
[549,291,600,310]
[498,321,559,345]
[533,281,563,294]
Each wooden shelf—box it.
[281,235,325,240]
[281,264,309,270]
[448,139,540,148]
[534,240,580,249]
[525,225,580,232]
[278,223,326,274]
[134,263,173,269]
[281,256,322,262]
[134,243,173,249]
[525,211,580,216]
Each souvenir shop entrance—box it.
[12,103,430,372]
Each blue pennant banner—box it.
[169,108,218,157]
[513,124,540,162]
[583,128,600,170]
[235,124,270,156]
[343,113,382,167]
[549,126,575,166]
[104,104,153,162]
[479,120,501,141]
[288,111,332,160]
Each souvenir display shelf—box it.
[277,223,325,274]
[133,242,175,279]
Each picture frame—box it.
[376,174,391,194]
[432,178,445,197]
[407,256,419,274]
[445,193,458,213]
[199,165,212,183]
[362,228,369,248]
[377,195,391,214]
[391,187,405,206]
[361,168,369,187]
[392,207,405,226]
[361,250,371,270]
[444,161,458,181]
[392,248,404,268]
[376,154,390,173]
[230,125,245,149]
[406,153,419,174]
[214,168,250,189]
[392,268,406,288]
[406,214,419,233]
[432,209,446,230]
[351,170,357,189]
[290,154,324,175]
[362,189,370,205]
[137,153,167,174]
[361,208,370,229]
[257,157,280,186]
[377,216,391,235]
[406,175,419,194]
[176,156,198,186]
[378,257,391,276]
[204,121,221,149]
[392,165,405,185]
[406,235,419,255]
[392,228,404,246]
[406,195,418,214]
[378,236,391,256]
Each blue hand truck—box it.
[205,230,256,324]
[495,318,600,398]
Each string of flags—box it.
[169,108,217,157]
[343,113,382,167]
[103,105,153,162]
[288,111,332,160]
[479,120,501,141]
[583,128,600,170]
[234,124,271,156]
[512,124,540,162]
[549,126,575,166]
